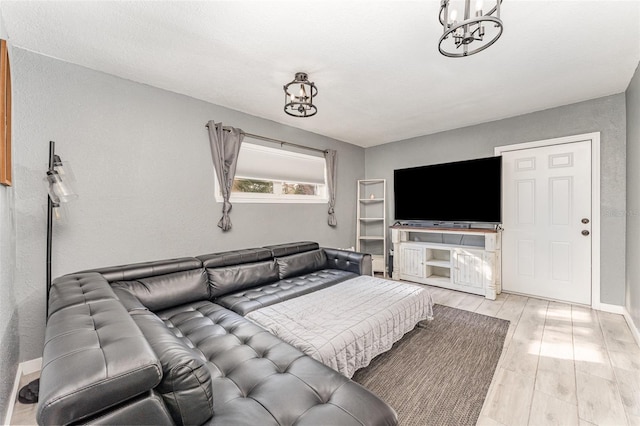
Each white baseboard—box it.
[598,303,640,348]
[20,358,42,375]
[4,357,42,425]
[597,302,626,315]
[622,308,640,348]
[4,363,22,426]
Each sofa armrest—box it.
[323,248,373,276]
[48,272,119,318]
[132,311,214,426]
[37,298,163,425]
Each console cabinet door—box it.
[452,248,485,289]
[399,244,425,280]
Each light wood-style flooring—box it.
[9,287,640,425]
[426,286,640,426]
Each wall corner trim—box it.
[623,308,640,348]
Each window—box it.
[214,142,328,203]
[0,39,11,186]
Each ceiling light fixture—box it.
[438,0,503,57]
[284,72,318,118]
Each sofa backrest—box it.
[276,249,328,279]
[112,268,209,312]
[198,247,273,267]
[91,257,203,282]
[197,248,279,298]
[263,241,319,257]
[262,241,330,280]
[79,242,337,309]
[88,257,209,312]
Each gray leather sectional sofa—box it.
[37,242,398,425]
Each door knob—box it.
[581,218,590,224]
[582,230,590,236]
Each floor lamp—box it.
[18,140,78,404]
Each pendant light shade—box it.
[283,72,318,118]
[438,0,504,57]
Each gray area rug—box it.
[352,304,509,426]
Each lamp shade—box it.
[47,168,78,203]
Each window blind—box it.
[235,142,326,185]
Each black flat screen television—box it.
[394,156,502,224]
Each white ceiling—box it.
[1,1,639,147]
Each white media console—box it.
[391,226,502,300]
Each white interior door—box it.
[501,140,592,305]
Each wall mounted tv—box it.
[394,156,502,224]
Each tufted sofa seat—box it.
[147,300,396,426]
[37,241,395,425]
[215,269,356,315]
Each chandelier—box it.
[438,0,504,57]
[284,72,318,118]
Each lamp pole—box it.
[45,140,56,319]
[17,141,59,404]
[18,140,74,404]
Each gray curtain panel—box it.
[207,120,244,231]
[324,149,338,226]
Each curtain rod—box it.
[205,123,328,154]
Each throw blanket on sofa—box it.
[246,275,434,378]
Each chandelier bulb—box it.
[449,8,458,23]
[476,0,483,12]
[53,206,63,221]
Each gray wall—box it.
[11,47,364,362]
[0,12,19,421]
[0,176,18,421]
[366,94,627,305]
[626,62,640,329]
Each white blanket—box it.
[245,275,434,378]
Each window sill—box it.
[214,195,328,204]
